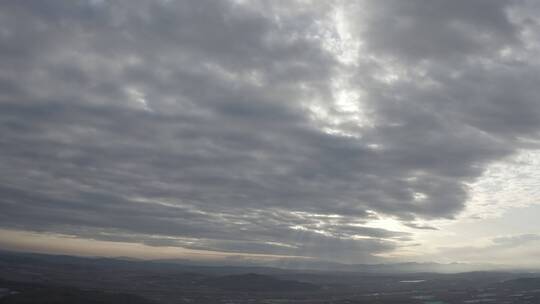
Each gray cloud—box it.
[1,0,540,263]
[492,234,540,246]
[359,0,519,63]
[435,234,540,265]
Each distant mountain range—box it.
[154,257,527,274]
[0,250,537,275]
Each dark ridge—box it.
[495,277,540,290]
[199,273,320,292]
[0,280,156,304]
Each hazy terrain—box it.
[1,251,539,304]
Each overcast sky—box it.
[1,0,540,267]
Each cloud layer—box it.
[1,0,540,263]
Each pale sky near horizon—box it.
[1,0,540,267]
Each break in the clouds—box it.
[1,0,540,264]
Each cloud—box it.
[1,0,540,263]
[492,233,540,246]
[358,0,519,63]
[435,234,540,266]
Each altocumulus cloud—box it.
[1,0,540,263]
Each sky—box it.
[1,0,540,267]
